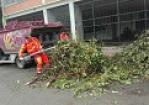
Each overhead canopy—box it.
[0,20,63,32]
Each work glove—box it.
[19,57,24,61]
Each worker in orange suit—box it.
[59,31,70,41]
[19,36,49,80]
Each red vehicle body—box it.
[0,20,63,68]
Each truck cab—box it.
[0,20,63,68]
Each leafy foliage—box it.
[46,41,105,79]
[42,31,149,97]
[112,31,149,78]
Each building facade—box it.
[0,0,2,27]
[1,0,149,42]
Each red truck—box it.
[0,20,63,68]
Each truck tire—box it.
[15,57,27,69]
[0,49,4,60]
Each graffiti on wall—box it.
[4,33,15,50]
[3,30,27,50]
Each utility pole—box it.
[1,0,6,28]
[69,0,76,41]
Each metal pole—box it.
[144,0,147,30]
[1,0,6,28]
[117,0,120,42]
[92,2,96,40]
[69,1,76,41]
[43,9,48,24]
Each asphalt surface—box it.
[0,64,149,105]
[0,64,75,105]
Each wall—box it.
[4,0,42,16]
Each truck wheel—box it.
[15,57,26,69]
[0,49,4,60]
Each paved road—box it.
[0,64,75,105]
[0,64,149,105]
[77,80,149,105]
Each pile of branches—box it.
[111,31,149,79]
[47,41,105,78]
[41,31,149,96]
[44,41,106,83]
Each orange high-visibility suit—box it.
[19,37,49,74]
[59,32,70,41]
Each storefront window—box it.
[95,16,118,26]
[119,0,144,13]
[75,0,147,42]
[47,5,70,29]
[94,2,117,17]
[80,3,93,20]
[84,26,94,41]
